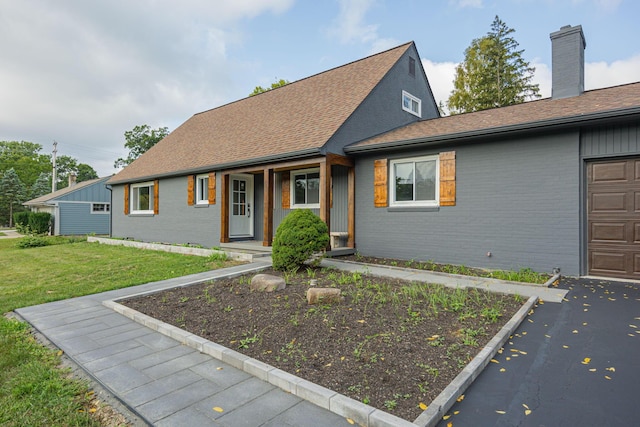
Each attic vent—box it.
[409,56,416,77]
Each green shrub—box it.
[272,209,329,271]
[13,211,30,232]
[16,236,50,249]
[27,212,51,234]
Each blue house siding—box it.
[57,202,109,235]
[354,132,582,276]
[56,181,110,202]
[580,121,640,159]
[111,176,221,247]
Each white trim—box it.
[290,168,320,209]
[402,90,421,117]
[390,155,439,207]
[131,181,154,214]
[90,203,110,214]
[195,174,209,205]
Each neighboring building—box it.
[24,176,111,235]
[108,26,640,280]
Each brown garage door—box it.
[587,158,640,279]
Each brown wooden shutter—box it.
[208,172,216,204]
[153,179,159,214]
[187,175,195,205]
[373,159,388,207]
[439,151,456,206]
[124,184,130,215]
[281,171,290,209]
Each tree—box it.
[249,78,289,97]
[114,125,169,169]
[0,168,27,227]
[76,163,99,182]
[447,16,540,114]
[0,141,51,187]
[30,172,51,199]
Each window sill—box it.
[290,204,320,209]
[194,203,210,208]
[129,212,155,217]
[387,206,440,213]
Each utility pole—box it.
[52,141,58,192]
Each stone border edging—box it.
[102,277,537,427]
[87,236,255,261]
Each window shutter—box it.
[439,151,456,206]
[208,172,216,204]
[124,184,130,215]
[373,159,388,207]
[281,171,290,209]
[153,179,159,214]
[187,175,195,205]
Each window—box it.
[91,203,110,214]
[291,168,320,208]
[402,90,421,117]
[131,181,154,213]
[196,174,209,205]
[390,155,438,207]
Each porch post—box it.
[220,173,230,243]
[347,165,355,248]
[319,159,331,235]
[263,168,273,246]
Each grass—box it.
[0,236,241,426]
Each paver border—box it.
[104,270,538,427]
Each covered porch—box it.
[219,153,355,250]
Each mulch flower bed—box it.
[122,266,523,421]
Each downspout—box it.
[106,184,113,237]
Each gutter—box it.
[107,147,322,185]
[105,184,112,237]
[345,106,640,154]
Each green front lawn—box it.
[0,237,240,426]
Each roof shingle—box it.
[109,42,413,184]
[348,82,640,151]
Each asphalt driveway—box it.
[436,276,640,426]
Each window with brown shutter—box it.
[373,159,388,207]
[187,175,195,205]
[439,151,456,206]
[281,171,290,209]
[208,172,216,204]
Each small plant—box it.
[223,305,234,312]
[481,306,502,323]
[15,236,50,248]
[238,333,259,349]
[179,296,190,303]
[384,399,398,411]
[203,287,217,304]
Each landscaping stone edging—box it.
[102,278,538,427]
[87,236,254,261]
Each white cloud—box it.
[421,59,458,109]
[586,55,640,89]
[0,0,294,176]
[326,0,399,54]
[448,0,484,9]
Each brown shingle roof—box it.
[347,82,640,152]
[109,42,413,184]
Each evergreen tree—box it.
[30,172,51,198]
[0,168,27,227]
[447,16,540,114]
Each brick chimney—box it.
[550,25,586,99]
[68,173,77,187]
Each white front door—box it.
[229,174,254,238]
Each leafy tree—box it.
[30,172,51,199]
[0,168,27,227]
[447,16,540,114]
[249,78,289,97]
[76,163,99,182]
[54,156,99,189]
[0,141,51,187]
[114,125,169,169]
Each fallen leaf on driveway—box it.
[346,418,355,425]
[419,402,427,410]
[213,407,224,413]
[496,410,506,414]
[581,357,591,365]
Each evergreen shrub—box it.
[13,211,30,233]
[272,209,329,271]
[28,212,52,234]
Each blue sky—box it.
[1,0,639,177]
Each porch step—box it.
[220,241,272,257]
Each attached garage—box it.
[587,158,640,279]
